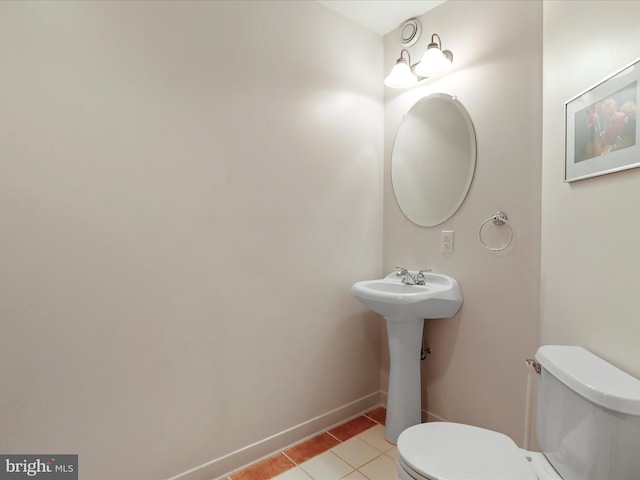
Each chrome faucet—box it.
[395,267,431,285]
[395,267,415,284]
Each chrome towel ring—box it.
[479,211,513,251]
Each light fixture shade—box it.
[384,60,418,88]
[414,46,452,77]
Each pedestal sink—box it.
[351,271,462,444]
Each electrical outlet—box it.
[441,230,453,253]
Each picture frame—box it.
[565,57,640,182]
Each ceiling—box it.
[316,0,447,35]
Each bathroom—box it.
[1,0,639,478]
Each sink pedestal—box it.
[385,315,424,444]
[351,271,463,444]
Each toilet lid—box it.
[397,422,538,480]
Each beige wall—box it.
[0,1,383,478]
[541,1,640,377]
[383,0,542,447]
[9,0,640,477]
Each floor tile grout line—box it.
[330,442,386,472]
[228,409,387,480]
[326,430,342,444]
[284,423,384,480]
[356,451,387,471]
[362,413,382,425]
[355,472,373,480]
[285,418,383,480]
[296,450,356,480]
[281,451,298,467]
[358,437,394,454]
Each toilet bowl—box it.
[396,422,561,480]
[395,346,640,480]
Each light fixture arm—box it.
[428,33,454,63]
[397,48,412,65]
[394,48,428,82]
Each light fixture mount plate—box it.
[400,18,421,47]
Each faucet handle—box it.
[395,266,410,277]
[415,268,431,285]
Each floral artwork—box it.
[565,58,640,182]
[573,82,637,163]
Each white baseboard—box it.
[168,391,383,480]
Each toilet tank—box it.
[535,346,640,480]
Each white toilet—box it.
[396,345,640,480]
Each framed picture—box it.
[565,57,640,182]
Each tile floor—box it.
[225,407,398,480]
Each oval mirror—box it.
[391,93,476,227]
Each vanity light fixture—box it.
[384,19,454,89]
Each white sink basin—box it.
[351,270,463,444]
[351,272,462,320]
